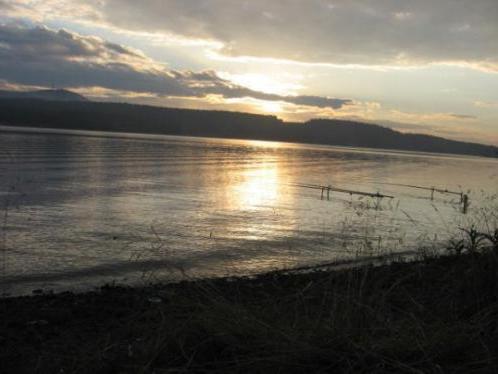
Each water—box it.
[1,126,497,295]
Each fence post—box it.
[462,194,469,214]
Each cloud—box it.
[1,0,102,23]
[283,95,350,109]
[384,110,481,127]
[198,82,351,110]
[53,0,498,71]
[0,24,351,109]
[474,101,498,109]
[382,120,497,145]
[7,1,498,70]
[0,0,13,10]
[449,114,478,120]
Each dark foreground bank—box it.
[2,251,498,373]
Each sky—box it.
[0,0,497,145]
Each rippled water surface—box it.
[1,127,497,294]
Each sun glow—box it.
[259,100,284,113]
[219,72,302,95]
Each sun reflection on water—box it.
[233,158,280,209]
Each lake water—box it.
[1,126,497,295]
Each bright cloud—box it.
[46,0,498,72]
[3,0,498,71]
[0,1,497,144]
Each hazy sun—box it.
[259,100,283,113]
[219,72,301,96]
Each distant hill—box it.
[0,89,87,102]
[0,98,496,158]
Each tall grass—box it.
[2,247,498,373]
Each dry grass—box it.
[1,246,498,373]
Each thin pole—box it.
[292,183,394,199]
[379,182,462,197]
[462,194,469,214]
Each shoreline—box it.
[2,251,498,373]
[0,248,419,298]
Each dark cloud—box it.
[92,0,498,69]
[449,114,478,120]
[0,25,351,109]
[286,95,350,109]
[103,41,144,58]
[0,26,142,60]
[0,25,192,96]
[195,79,351,109]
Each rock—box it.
[26,320,49,326]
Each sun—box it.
[221,73,291,95]
[259,100,283,113]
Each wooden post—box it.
[327,185,331,200]
[321,187,324,200]
[430,187,435,201]
[462,194,469,214]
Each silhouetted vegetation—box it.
[2,249,498,373]
[1,96,497,158]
